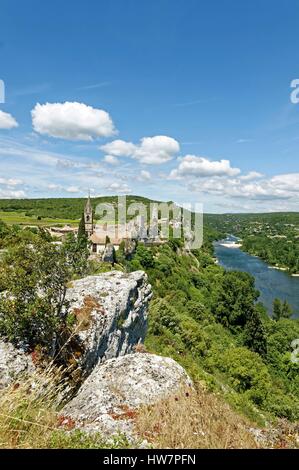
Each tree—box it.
[78,212,87,244]
[214,271,259,329]
[62,232,89,276]
[243,309,267,357]
[216,347,271,406]
[0,238,70,354]
[135,244,155,268]
[273,298,282,321]
[281,300,293,319]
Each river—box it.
[214,235,299,317]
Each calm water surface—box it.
[214,236,299,317]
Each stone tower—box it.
[84,193,93,237]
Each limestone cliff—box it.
[64,270,152,375]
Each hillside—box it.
[0,195,163,225]
[0,200,299,447]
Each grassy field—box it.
[0,211,79,227]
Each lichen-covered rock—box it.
[63,352,192,437]
[0,340,35,389]
[65,271,152,375]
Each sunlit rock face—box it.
[63,352,192,437]
[0,340,35,390]
[64,270,152,375]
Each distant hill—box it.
[0,195,165,223]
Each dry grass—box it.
[0,368,129,449]
[133,343,148,354]
[135,385,259,449]
[0,369,66,448]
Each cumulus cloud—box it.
[0,189,26,198]
[103,154,119,165]
[270,173,299,192]
[168,153,299,202]
[101,139,136,157]
[0,111,18,129]
[106,182,131,193]
[0,177,23,186]
[239,171,263,181]
[32,102,117,141]
[134,136,180,164]
[138,170,151,181]
[169,155,240,179]
[229,181,291,200]
[100,135,180,164]
[189,174,295,201]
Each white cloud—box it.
[100,135,180,164]
[239,171,263,181]
[0,189,26,198]
[169,155,240,179]
[47,183,60,190]
[0,177,23,186]
[65,186,80,193]
[189,174,296,201]
[229,181,290,200]
[138,170,151,181]
[0,111,18,129]
[103,154,119,165]
[32,102,117,141]
[236,138,252,144]
[106,182,132,193]
[270,173,299,192]
[101,139,136,157]
[134,136,180,164]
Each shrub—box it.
[214,347,271,406]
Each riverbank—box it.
[249,259,299,276]
[219,242,242,248]
[226,233,299,277]
[214,238,299,317]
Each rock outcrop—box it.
[65,271,152,375]
[0,340,35,390]
[63,352,192,437]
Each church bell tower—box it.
[84,192,93,237]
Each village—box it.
[47,195,184,262]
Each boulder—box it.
[0,340,35,389]
[65,271,152,375]
[63,352,192,437]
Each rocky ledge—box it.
[0,340,35,390]
[65,270,152,375]
[63,352,192,437]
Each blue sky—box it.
[0,0,299,212]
